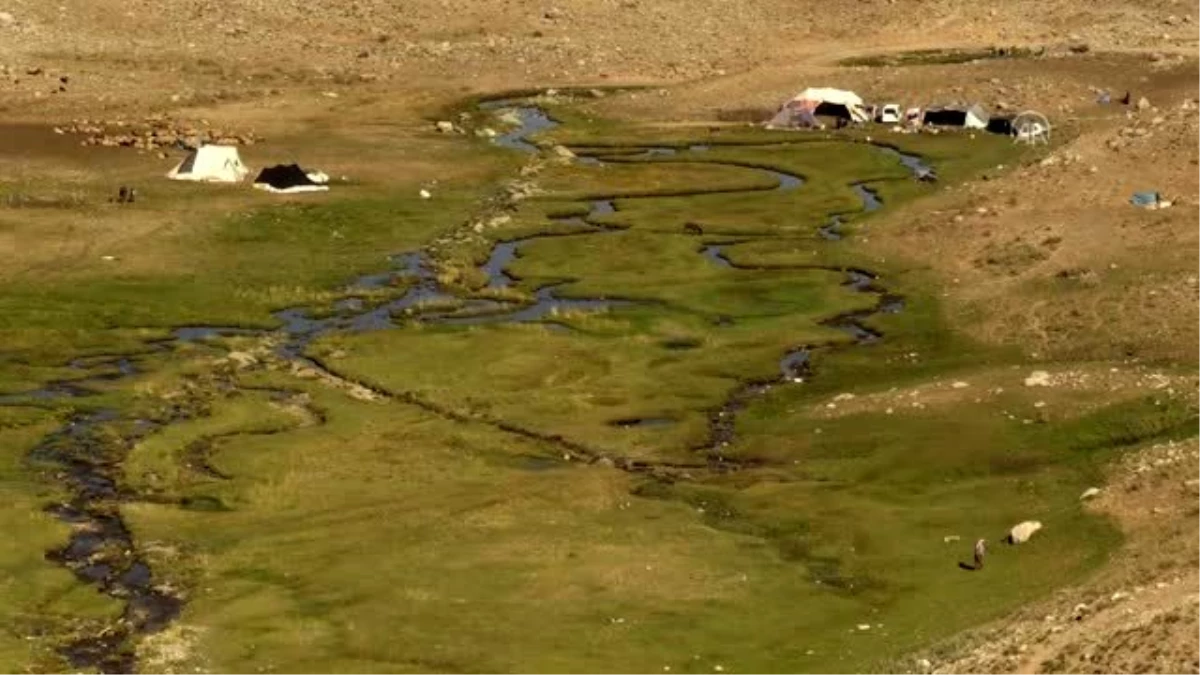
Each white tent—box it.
[167,145,249,183]
[767,87,872,127]
[793,87,867,110]
[789,87,871,123]
[959,103,989,129]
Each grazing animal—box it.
[115,186,136,204]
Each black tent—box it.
[922,108,969,126]
[986,116,1014,135]
[254,164,318,190]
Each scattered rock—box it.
[59,116,261,151]
[1008,520,1042,544]
[1024,370,1052,387]
[226,351,258,369]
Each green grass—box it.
[0,415,124,671]
[0,185,500,364]
[124,390,307,501]
[0,91,1192,673]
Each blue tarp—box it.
[1130,191,1160,207]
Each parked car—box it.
[876,103,902,124]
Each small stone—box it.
[1081,487,1101,500]
[951,381,969,389]
[857,624,871,631]
[435,120,456,133]
[1024,371,1052,387]
[1136,96,1151,111]
[419,189,432,199]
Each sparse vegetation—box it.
[839,46,1045,68]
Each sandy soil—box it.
[0,1,1195,670]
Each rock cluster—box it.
[56,116,261,151]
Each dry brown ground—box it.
[0,1,1195,671]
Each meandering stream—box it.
[3,93,932,671]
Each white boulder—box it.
[1008,520,1042,544]
[1024,370,1052,387]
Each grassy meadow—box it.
[0,93,1194,673]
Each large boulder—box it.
[1008,520,1042,544]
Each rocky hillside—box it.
[0,0,1195,116]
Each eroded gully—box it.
[1,95,931,671]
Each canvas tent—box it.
[253,164,330,194]
[767,87,871,128]
[986,116,1014,135]
[921,104,989,129]
[167,145,249,182]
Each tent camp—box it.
[167,145,249,182]
[253,164,330,194]
[921,104,989,129]
[767,87,871,128]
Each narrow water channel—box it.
[3,91,934,671]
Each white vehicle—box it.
[876,103,902,124]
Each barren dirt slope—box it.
[0,0,1196,116]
